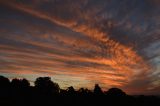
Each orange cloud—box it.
[0,1,154,94]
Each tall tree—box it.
[93,84,103,95]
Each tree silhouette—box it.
[0,76,10,97]
[67,86,76,94]
[78,88,85,94]
[105,88,126,97]
[93,84,103,95]
[21,79,30,88]
[0,76,10,89]
[35,77,60,95]
[10,78,30,98]
[11,78,21,88]
[11,78,30,89]
[67,86,75,92]
[0,75,159,106]
[78,88,91,95]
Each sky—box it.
[0,0,160,95]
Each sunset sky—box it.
[0,0,160,95]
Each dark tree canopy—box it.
[0,75,159,106]
[35,77,60,94]
[0,76,10,89]
[11,78,30,89]
[21,79,30,88]
[67,86,75,92]
[66,86,76,96]
[78,88,91,96]
[106,88,126,96]
[93,84,103,95]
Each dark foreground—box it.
[0,76,160,106]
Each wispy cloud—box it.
[0,0,159,94]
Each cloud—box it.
[0,0,159,94]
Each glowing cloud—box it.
[0,0,159,94]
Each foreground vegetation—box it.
[0,76,159,106]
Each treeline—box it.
[0,75,159,106]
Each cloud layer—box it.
[0,0,160,94]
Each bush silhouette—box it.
[105,88,126,97]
